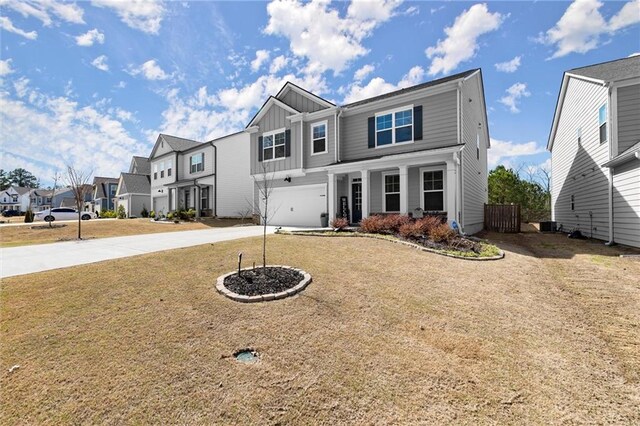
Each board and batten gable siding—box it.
[250,103,301,174]
[179,146,214,181]
[551,77,610,241]
[612,161,640,248]
[214,132,253,217]
[616,84,640,154]
[340,89,458,162]
[280,90,327,113]
[461,76,488,233]
[305,115,336,169]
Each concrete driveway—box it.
[0,226,274,278]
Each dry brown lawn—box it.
[1,233,639,424]
[0,218,247,248]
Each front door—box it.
[184,190,190,210]
[351,181,362,224]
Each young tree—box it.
[252,163,278,271]
[8,168,39,188]
[65,166,92,240]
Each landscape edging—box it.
[216,265,312,303]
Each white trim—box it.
[381,171,400,213]
[565,72,606,85]
[277,83,335,109]
[374,104,414,148]
[247,97,299,128]
[252,168,306,181]
[261,127,287,162]
[310,120,329,156]
[419,165,446,213]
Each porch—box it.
[165,179,215,218]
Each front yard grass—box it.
[0,218,247,248]
[1,234,639,423]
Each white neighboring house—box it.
[148,132,252,218]
[0,186,31,212]
[548,56,640,248]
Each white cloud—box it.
[264,0,402,74]
[0,0,85,26]
[115,81,127,89]
[488,138,545,168]
[343,65,425,104]
[269,55,289,74]
[495,55,522,73]
[75,28,105,46]
[537,0,640,59]
[91,0,165,34]
[499,82,530,113]
[354,64,375,82]
[629,52,640,57]
[0,16,38,40]
[128,59,170,80]
[0,58,14,76]
[251,49,270,72]
[0,77,148,182]
[91,55,109,72]
[426,3,504,75]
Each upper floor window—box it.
[577,127,582,145]
[46,197,52,203]
[376,106,413,147]
[12,195,18,202]
[476,133,480,160]
[263,130,286,161]
[190,153,204,173]
[598,104,607,144]
[153,164,158,180]
[160,161,165,178]
[167,159,172,177]
[311,121,327,155]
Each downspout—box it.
[336,108,343,163]
[300,117,304,170]
[213,143,217,217]
[605,83,614,246]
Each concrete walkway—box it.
[1,226,275,278]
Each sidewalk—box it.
[1,226,274,278]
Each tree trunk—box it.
[77,211,81,239]
[262,198,267,272]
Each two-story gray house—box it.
[149,132,252,218]
[247,70,490,234]
[548,56,640,248]
[115,156,151,218]
[91,177,119,214]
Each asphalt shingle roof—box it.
[569,56,640,82]
[92,177,119,199]
[120,173,150,195]
[130,156,151,175]
[159,134,202,152]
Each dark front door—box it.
[351,182,362,224]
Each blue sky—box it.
[1,0,639,186]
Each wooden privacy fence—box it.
[484,204,521,233]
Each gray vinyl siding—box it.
[250,104,301,174]
[551,77,610,241]
[280,90,326,113]
[340,89,458,162]
[461,77,488,232]
[612,161,640,248]
[305,114,336,169]
[617,84,640,154]
[179,147,214,180]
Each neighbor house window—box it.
[577,127,582,145]
[167,159,172,177]
[190,153,204,173]
[12,195,18,202]
[383,173,400,212]
[263,130,286,161]
[153,164,158,180]
[422,169,444,212]
[376,106,413,147]
[160,161,165,178]
[201,186,209,210]
[476,132,480,160]
[571,195,575,211]
[311,121,327,154]
[598,104,607,144]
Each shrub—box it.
[187,209,196,219]
[117,205,127,219]
[140,206,149,218]
[359,215,386,234]
[100,209,117,218]
[167,212,174,220]
[330,217,349,230]
[381,214,411,233]
[24,209,34,223]
[429,223,456,244]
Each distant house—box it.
[115,156,151,218]
[91,177,119,214]
[548,56,640,248]
[29,188,54,212]
[0,186,31,212]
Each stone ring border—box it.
[216,265,312,303]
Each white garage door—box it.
[267,184,327,227]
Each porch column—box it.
[361,169,370,219]
[446,160,457,226]
[195,186,201,219]
[399,165,409,215]
[328,173,336,223]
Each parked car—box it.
[1,209,21,217]
[34,208,97,222]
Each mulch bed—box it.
[224,267,304,296]
[30,224,67,229]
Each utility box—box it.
[539,221,557,232]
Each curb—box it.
[216,265,312,303]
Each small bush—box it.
[359,215,386,234]
[330,217,349,230]
[117,205,126,219]
[167,212,174,220]
[100,209,117,218]
[429,223,456,244]
[381,214,411,233]
[150,210,156,218]
[187,209,196,219]
[140,206,149,218]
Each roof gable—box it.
[149,134,202,159]
[246,96,300,128]
[275,82,335,111]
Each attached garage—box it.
[266,184,327,227]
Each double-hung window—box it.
[422,169,444,212]
[153,164,158,180]
[598,104,607,144]
[167,159,172,177]
[160,161,165,178]
[263,130,286,161]
[311,121,327,155]
[376,106,413,147]
[190,153,204,173]
[383,173,400,212]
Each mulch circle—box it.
[216,266,312,303]
[30,224,67,229]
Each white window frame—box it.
[160,161,165,178]
[381,171,401,213]
[167,159,172,177]
[153,163,158,180]
[190,152,204,173]
[375,104,414,149]
[598,104,607,144]
[310,120,328,156]
[419,166,446,213]
[262,127,287,162]
[577,127,582,146]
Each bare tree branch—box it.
[65,166,92,240]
